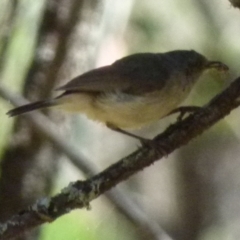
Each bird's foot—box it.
[166,106,201,121]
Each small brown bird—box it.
[7,50,228,141]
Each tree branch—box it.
[229,0,240,9]
[0,75,240,239]
[0,85,173,240]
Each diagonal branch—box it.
[0,85,173,240]
[0,76,240,239]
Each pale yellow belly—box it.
[57,88,190,129]
[94,91,187,128]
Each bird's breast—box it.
[93,86,191,129]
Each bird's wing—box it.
[57,53,169,95]
[56,65,131,93]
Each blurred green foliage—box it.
[41,208,136,240]
[0,0,46,155]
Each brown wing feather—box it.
[56,53,169,95]
[57,66,131,92]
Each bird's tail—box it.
[7,99,57,117]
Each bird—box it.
[7,50,228,142]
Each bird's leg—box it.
[106,122,150,143]
[106,123,168,156]
[166,106,201,121]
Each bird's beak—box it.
[205,61,229,72]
